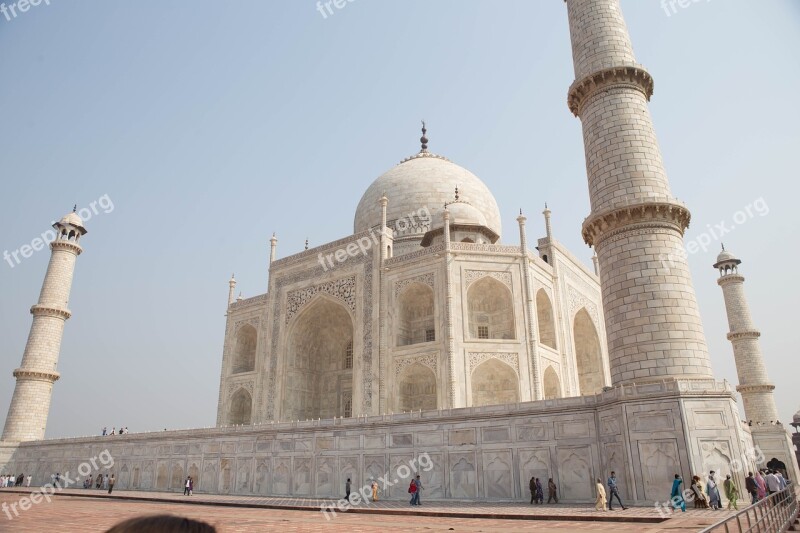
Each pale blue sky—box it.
[1,1,798,438]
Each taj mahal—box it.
[1,0,797,504]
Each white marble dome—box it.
[354,153,502,238]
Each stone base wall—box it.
[0,381,757,503]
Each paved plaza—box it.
[0,488,727,532]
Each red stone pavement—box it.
[0,487,728,532]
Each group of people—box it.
[0,473,29,487]
[528,477,560,504]
[102,427,129,436]
[672,469,789,512]
[81,473,116,493]
[593,472,628,511]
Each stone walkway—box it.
[0,487,731,531]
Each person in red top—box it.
[408,479,417,506]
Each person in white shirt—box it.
[765,470,780,495]
[775,471,787,490]
[26,475,31,487]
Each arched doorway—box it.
[543,366,561,399]
[396,283,435,346]
[232,324,257,373]
[573,309,604,395]
[228,388,252,425]
[397,363,437,411]
[471,358,519,406]
[467,277,515,340]
[284,297,354,420]
[536,289,557,349]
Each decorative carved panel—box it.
[464,269,512,288]
[286,276,356,324]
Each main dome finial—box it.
[420,120,428,153]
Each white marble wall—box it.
[2,380,753,504]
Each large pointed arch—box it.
[536,289,557,349]
[467,277,515,340]
[573,308,604,395]
[284,295,354,420]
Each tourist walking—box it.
[607,471,627,510]
[184,477,191,496]
[671,474,686,512]
[371,480,379,502]
[529,476,536,504]
[547,478,558,503]
[534,478,544,504]
[96,475,102,489]
[691,475,710,508]
[707,471,721,510]
[413,475,423,505]
[108,475,115,494]
[345,478,351,501]
[26,475,31,487]
[775,471,787,490]
[594,478,607,511]
[188,477,193,496]
[408,478,417,505]
[745,472,758,504]
[724,474,739,510]
[755,471,767,500]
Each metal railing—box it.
[699,482,798,533]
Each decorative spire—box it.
[519,208,523,216]
[420,120,428,152]
[454,186,459,201]
[304,239,309,250]
[73,204,77,213]
[721,243,725,251]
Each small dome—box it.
[716,249,737,263]
[54,209,87,235]
[439,201,488,228]
[60,211,84,227]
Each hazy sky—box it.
[1,1,798,439]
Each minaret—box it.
[379,193,389,260]
[2,209,86,442]
[713,247,777,423]
[269,233,277,264]
[714,246,800,482]
[228,274,237,306]
[518,209,541,400]
[542,203,553,241]
[566,0,713,385]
